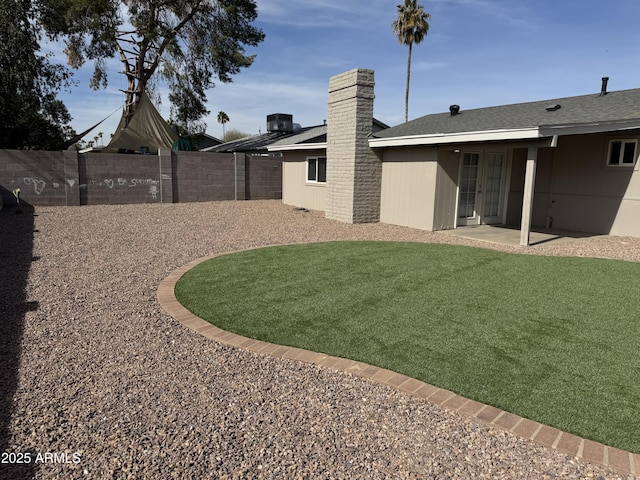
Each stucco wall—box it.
[433,151,459,230]
[507,131,640,236]
[377,132,640,237]
[379,146,439,230]
[282,150,326,211]
[550,132,640,235]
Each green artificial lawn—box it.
[175,241,640,453]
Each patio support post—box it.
[520,147,538,246]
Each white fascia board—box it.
[266,142,327,152]
[539,119,640,136]
[368,128,541,148]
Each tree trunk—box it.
[405,42,412,123]
[124,80,146,127]
[117,38,151,127]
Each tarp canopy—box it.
[59,109,117,150]
[103,92,178,154]
[172,137,195,151]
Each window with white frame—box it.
[607,139,638,166]
[307,156,327,183]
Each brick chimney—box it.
[325,68,381,223]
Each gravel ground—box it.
[1,200,639,479]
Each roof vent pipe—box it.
[600,77,609,96]
[449,104,460,116]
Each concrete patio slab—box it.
[440,225,602,247]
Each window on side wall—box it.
[307,157,327,183]
[607,139,638,167]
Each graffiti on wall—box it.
[23,177,47,195]
[77,178,161,198]
[2,150,281,206]
[20,176,160,197]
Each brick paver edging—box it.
[157,248,639,477]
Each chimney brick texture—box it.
[325,68,382,224]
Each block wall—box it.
[79,153,162,205]
[245,155,282,200]
[0,149,282,209]
[172,151,236,202]
[0,150,70,207]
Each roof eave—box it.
[368,118,640,148]
[267,142,327,152]
[368,128,541,148]
[540,119,640,136]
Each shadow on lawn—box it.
[0,189,38,479]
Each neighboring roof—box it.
[203,128,318,153]
[103,92,178,154]
[370,88,640,148]
[266,118,389,152]
[267,125,327,151]
[196,133,223,150]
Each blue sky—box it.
[55,0,640,142]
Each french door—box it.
[457,151,506,226]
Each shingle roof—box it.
[267,118,389,151]
[373,88,640,139]
[202,123,329,153]
[202,131,292,153]
[268,125,327,147]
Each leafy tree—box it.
[0,0,74,149]
[217,111,230,137]
[392,0,430,123]
[223,128,250,142]
[42,0,264,134]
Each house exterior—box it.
[269,119,389,212]
[268,124,328,211]
[272,68,640,245]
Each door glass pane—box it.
[483,153,503,218]
[458,153,479,219]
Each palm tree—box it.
[393,0,431,123]
[217,111,230,138]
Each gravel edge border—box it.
[157,243,640,478]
